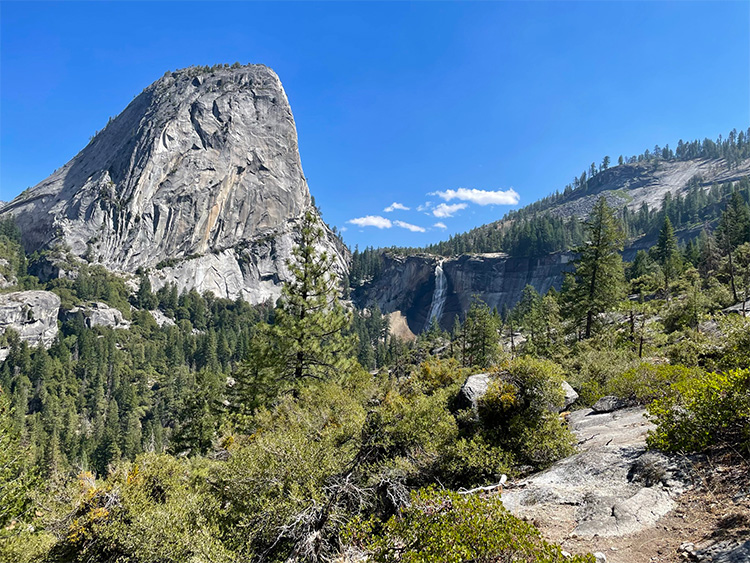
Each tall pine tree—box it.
[569,197,626,338]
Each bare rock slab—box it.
[501,408,689,542]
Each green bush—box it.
[45,455,231,563]
[563,343,641,405]
[606,363,703,404]
[647,368,750,454]
[437,436,514,487]
[347,487,595,563]
[476,358,575,469]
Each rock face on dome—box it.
[1,64,346,303]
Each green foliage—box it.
[263,211,355,383]
[647,369,750,454]
[218,380,369,560]
[567,197,626,338]
[476,358,574,468]
[348,488,595,563]
[606,363,702,404]
[563,342,641,405]
[0,386,37,530]
[46,456,231,563]
[458,299,501,368]
[655,216,682,293]
[72,264,132,317]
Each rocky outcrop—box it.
[1,64,346,303]
[592,395,631,413]
[356,252,573,332]
[0,291,61,355]
[501,407,690,552]
[62,302,131,330]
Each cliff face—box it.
[1,65,345,302]
[356,252,574,333]
[0,291,61,360]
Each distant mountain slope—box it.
[355,137,750,333]
[418,154,750,258]
[0,64,345,303]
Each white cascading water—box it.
[425,262,447,330]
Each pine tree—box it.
[462,299,500,368]
[0,386,36,528]
[717,191,750,302]
[655,216,681,297]
[270,212,355,381]
[136,274,158,310]
[569,197,626,338]
[234,212,355,411]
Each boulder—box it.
[455,373,491,411]
[592,396,629,413]
[0,290,61,355]
[561,380,579,410]
[149,309,176,328]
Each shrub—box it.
[647,368,750,454]
[45,456,231,563]
[437,436,514,487]
[347,487,595,563]
[476,358,575,469]
[606,363,703,404]
[563,343,641,405]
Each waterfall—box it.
[425,262,447,330]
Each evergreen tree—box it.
[0,386,36,528]
[569,197,626,338]
[655,216,681,297]
[462,299,500,368]
[136,274,158,310]
[717,191,750,302]
[236,212,355,405]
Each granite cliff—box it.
[356,252,574,333]
[357,156,750,334]
[1,64,345,303]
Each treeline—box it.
[0,273,274,478]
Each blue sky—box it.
[1,1,748,249]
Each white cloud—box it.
[384,202,410,212]
[347,215,392,229]
[433,222,447,229]
[394,220,426,233]
[417,201,434,212]
[431,187,520,206]
[340,226,348,232]
[433,203,468,218]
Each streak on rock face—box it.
[1,65,346,302]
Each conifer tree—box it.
[717,191,750,302]
[569,197,626,338]
[655,216,681,297]
[270,211,355,381]
[235,211,355,409]
[462,299,500,368]
[0,386,35,528]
